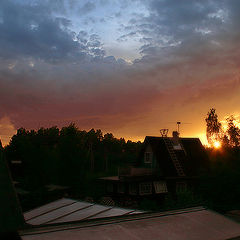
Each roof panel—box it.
[24,198,77,221]
[26,201,93,225]
[24,198,144,226]
[51,204,111,223]
[87,207,134,219]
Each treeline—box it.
[5,124,142,191]
[202,109,240,211]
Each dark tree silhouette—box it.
[205,108,222,146]
[226,116,240,147]
[206,108,240,148]
[5,124,142,200]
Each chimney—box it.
[172,131,180,144]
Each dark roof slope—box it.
[181,138,209,176]
[0,143,25,233]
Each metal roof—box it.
[24,198,143,225]
[21,207,240,240]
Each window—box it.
[139,182,152,195]
[144,152,152,163]
[153,181,168,193]
[129,183,138,195]
[176,181,187,193]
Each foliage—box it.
[206,109,240,148]
[205,108,222,146]
[4,124,142,209]
[226,116,240,147]
[198,147,240,212]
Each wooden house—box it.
[100,132,209,198]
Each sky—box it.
[1,0,240,146]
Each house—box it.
[100,131,209,198]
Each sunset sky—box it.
[1,0,240,146]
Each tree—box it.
[205,108,222,146]
[205,109,240,148]
[226,115,240,147]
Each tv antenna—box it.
[177,121,181,134]
[160,129,169,137]
[167,121,192,135]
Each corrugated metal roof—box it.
[21,207,240,240]
[24,198,142,225]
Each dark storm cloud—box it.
[0,0,104,62]
[118,1,228,62]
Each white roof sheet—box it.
[24,198,142,225]
[88,207,134,219]
[24,198,76,221]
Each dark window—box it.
[176,182,187,192]
[144,152,152,163]
[139,182,152,195]
[153,181,168,193]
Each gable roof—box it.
[140,136,209,178]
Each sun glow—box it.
[213,141,221,149]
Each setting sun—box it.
[213,141,221,149]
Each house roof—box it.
[0,143,25,233]
[20,207,240,240]
[99,176,120,181]
[24,198,143,226]
[141,136,209,177]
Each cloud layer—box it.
[1,0,240,144]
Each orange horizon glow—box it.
[1,131,209,147]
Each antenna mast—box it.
[177,121,181,134]
[160,129,169,137]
